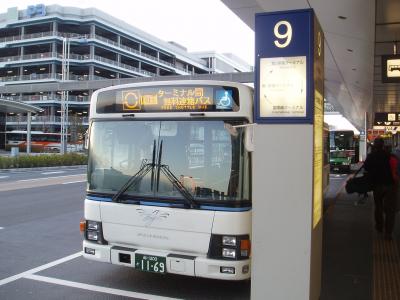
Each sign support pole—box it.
[252,9,324,300]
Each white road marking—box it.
[18,174,86,182]
[0,176,9,179]
[25,274,182,300]
[62,180,86,185]
[0,227,4,230]
[41,171,65,175]
[0,252,82,286]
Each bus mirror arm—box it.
[84,129,89,150]
[232,123,256,152]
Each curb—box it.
[0,165,87,173]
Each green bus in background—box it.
[329,130,359,173]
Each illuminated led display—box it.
[382,55,400,83]
[96,85,239,113]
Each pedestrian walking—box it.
[364,137,397,240]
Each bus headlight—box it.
[87,231,99,241]
[87,220,99,231]
[208,234,250,260]
[84,220,107,245]
[222,236,236,246]
[222,248,236,258]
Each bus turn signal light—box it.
[240,239,251,257]
[80,219,86,233]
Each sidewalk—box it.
[321,188,400,299]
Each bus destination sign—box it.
[97,85,239,113]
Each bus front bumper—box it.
[83,240,250,280]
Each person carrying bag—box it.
[345,165,372,195]
[364,138,397,240]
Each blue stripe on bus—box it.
[86,196,251,212]
[86,195,112,202]
[199,205,251,212]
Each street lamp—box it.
[60,37,70,154]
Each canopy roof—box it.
[0,99,43,113]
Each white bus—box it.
[81,80,253,280]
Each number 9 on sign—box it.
[274,20,292,48]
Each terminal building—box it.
[0,4,251,146]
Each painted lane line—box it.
[18,174,86,182]
[0,176,9,179]
[0,251,82,286]
[0,227,4,230]
[24,274,183,300]
[41,171,65,175]
[62,180,87,185]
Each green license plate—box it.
[134,254,166,274]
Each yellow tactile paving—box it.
[373,233,400,300]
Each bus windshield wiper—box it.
[156,140,198,209]
[159,164,199,209]
[111,140,157,203]
[111,159,153,203]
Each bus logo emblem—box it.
[136,209,170,227]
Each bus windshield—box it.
[87,120,250,205]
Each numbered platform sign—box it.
[255,9,323,124]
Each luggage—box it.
[345,166,373,194]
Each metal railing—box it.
[17,95,90,102]
[6,115,89,124]
[0,31,190,73]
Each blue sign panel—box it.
[255,9,314,124]
[26,4,46,18]
[215,89,233,110]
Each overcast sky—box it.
[1,0,255,65]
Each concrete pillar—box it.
[90,45,95,59]
[50,105,55,117]
[89,65,94,79]
[117,35,121,46]
[53,21,58,35]
[20,26,25,38]
[0,112,5,150]
[26,112,31,154]
[51,63,56,78]
[90,24,95,38]
[52,42,57,56]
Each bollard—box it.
[10,147,19,157]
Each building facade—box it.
[0,4,251,148]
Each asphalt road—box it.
[0,167,348,299]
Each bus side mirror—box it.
[84,129,89,150]
[244,125,255,152]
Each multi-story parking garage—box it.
[0,4,251,144]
